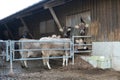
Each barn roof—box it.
[0,0,72,40]
[0,0,47,24]
[0,0,71,24]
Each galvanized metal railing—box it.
[0,40,9,61]
[0,36,93,75]
[8,39,74,73]
[10,40,73,60]
[72,36,92,54]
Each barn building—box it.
[0,0,119,41]
[0,0,120,70]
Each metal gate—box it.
[72,36,92,54]
[9,39,74,73]
[0,40,9,65]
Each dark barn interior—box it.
[0,0,120,41]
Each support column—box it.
[48,7,63,32]
[19,18,29,32]
[19,17,34,38]
[4,24,14,39]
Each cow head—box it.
[63,26,72,38]
[78,23,88,36]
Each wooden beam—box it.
[44,0,72,9]
[48,7,63,32]
[19,18,29,31]
[44,0,73,32]
[19,17,34,38]
[16,13,32,19]
[44,0,70,32]
[44,0,65,9]
[4,24,14,39]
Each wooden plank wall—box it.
[23,0,120,41]
[23,10,55,39]
[90,0,120,41]
[55,0,120,41]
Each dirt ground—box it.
[0,55,120,80]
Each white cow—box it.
[18,38,41,68]
[39,37,71,69]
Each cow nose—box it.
[80,30,84,33]
[79,30,85,35]
[64,33,68,37]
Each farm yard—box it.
[0,55,120,80]
[0,0,120,80]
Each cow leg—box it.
[42,51,51,69]
[23,60,28,68]
[46,59,51,69]
[42,56,51,69]
[21,60,28,68]
[42,51,47,66]
[65,54,68,66]
[46,52,51,69]
[20,52,28,68]
[42,56,47,66]
[45,56,51,69]
[63,52,69,67]
[20,60,24,67]
[23,51,30,68]
[63,56,66,67]
[20,56,26,68]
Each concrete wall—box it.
[92,42,120,71]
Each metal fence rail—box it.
[0,40,9,62]
[8,39,74,74]
[72,36,92,54]
[0,36,92,75]
[10,40,73,60]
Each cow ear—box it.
[67,28,71,31]
[59,28,63,32]
[85,24,89,27]
[75,40,79,43]
[75,25,79,28]
[57,35,61,38]
[79,39,83,42]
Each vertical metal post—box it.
[8,41,14,76]
[10,41,13,69]
[6,41,9,61]
[12,41,15,60]
[72,36,75,65]
[21,41,24,58]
